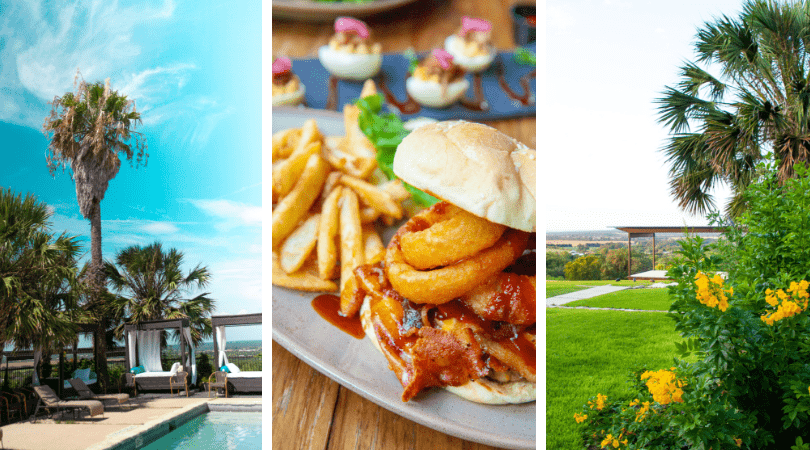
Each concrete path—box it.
[546,285,631,307]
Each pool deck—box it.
[0,392,261,450]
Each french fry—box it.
[339,189,364,316]
[323,138,377,179]
[340,174,403,219]
[273,140,321,198]
[359,206,381,224]
[381,179,410,202]
[272,153,330,247]
[360,79,378,98]
[280,213,320,274]
[272,251,337,292]
[272,128,302,161]
[320,171,343,204]
[317,186,342,280]
[294,119,323,155]
[362,225,385,264]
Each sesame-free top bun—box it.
[393,121,536,232]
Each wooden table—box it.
[272,1,535,449]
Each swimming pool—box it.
[141,411,261,449]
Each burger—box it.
[349,121,536,403]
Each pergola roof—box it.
[211,313,262,327]
[614,226,726,235]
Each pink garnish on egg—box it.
[273,57,292,75]
[431,49,454,70]
[461,16,492,34]
[335,17,369,39]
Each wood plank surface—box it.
[272,0,535,448]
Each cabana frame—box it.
[211,313,262,393]
[124,318,194,393]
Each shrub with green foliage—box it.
[574,164,810,449]
[565,254,603,280]
[547,251,575,278]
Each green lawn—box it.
[565,287,673,311]
[546,279,650,298]
[546,309,687,450]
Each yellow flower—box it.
[641,369,685,404]
[574,412,588,423]
[734,437,742,447]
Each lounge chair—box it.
[207,371,228,398]
[169,371,189,397]
[68,379,130,408]
[31,385,103,422]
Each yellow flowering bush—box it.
[694,271,732,311]
[639,369,685,405]
[761,283,810,325]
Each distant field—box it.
[547,240,624,246]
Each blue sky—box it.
[546,0,743,231]
[0,0,262,341]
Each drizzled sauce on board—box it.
[376,75,421,114]
[311,294,365,339]
[326,76,339,111]
[459,73,489,112]
[497,60,535,106]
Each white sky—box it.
[544,0,745,231]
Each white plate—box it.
[272,0,424,22]
[271,106,536,450]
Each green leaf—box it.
[514,48,536,66]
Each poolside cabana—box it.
[124,318,196,393]
[212,313,262,393]
[614,226,726,280]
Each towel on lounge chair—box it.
[69,378,130,405]
[33,385,104,419]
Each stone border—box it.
[85,399,262,450]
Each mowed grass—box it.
[546,279,647,298]
[566,288,673,311]
[546,309,686,450]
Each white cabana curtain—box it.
[215,326,229,368]
[137,330,163,372]
[127,330,137,370]
[181,327,197,384]
[32,349,42,386]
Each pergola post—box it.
[653,234,656,269]
[627,234,632,276]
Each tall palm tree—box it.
[0,188,82,362]
[42,73,147,388]
[105,242,215,347]
[657,0,810,217]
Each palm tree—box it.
[0,188,82,364]
[42,73,147,388]
[105,242,215,348]
[657,0,810,217]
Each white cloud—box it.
[140,221,179,235]
[187,199,262,227]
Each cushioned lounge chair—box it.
[32,385,103,422]
[68,378,130,408]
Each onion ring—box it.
[399,202,506,270]
[385,222,529,304]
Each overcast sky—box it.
[545,0,745,231]
[0,0,262,342]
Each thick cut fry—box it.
[272,154,330,247]
[272,251,337,292]
[273,141,321,197]
[381,179,410,202]
[359,206,381,224]
[362,225,386,264]
[360,79,378,98]
[317,186,342,280]
[339,189,364,316]
[320,171,343,204]
[323,138,377,179]
[295,119,323,155]
[272,128,302,161]
[280,214,320,274]
[340,174,403,219]
[343,104,376,158]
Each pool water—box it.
[142,411,262,449]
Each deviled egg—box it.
[406,49,469,109]
[272,57,305,107]
[444,16,497,73]
[318,17,382,81]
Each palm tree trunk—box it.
[89,199,110,391]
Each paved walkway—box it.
[546,285,631,307]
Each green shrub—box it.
[565,255,603,280]
[574,164,810,449]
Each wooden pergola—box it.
[614,226,726,276]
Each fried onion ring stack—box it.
[350,121,536,403]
